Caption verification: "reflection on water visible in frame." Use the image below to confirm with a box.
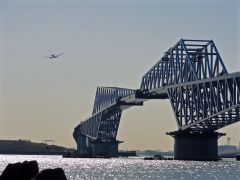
[0,155,239,180]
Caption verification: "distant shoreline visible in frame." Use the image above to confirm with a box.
[0,139,73,156]
[0,152,65,155]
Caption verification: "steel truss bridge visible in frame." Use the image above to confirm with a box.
[73,39,240,160]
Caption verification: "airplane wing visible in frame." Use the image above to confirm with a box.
[43,56,51,58]
[56,53,64,57]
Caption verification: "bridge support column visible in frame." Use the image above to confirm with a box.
[76,133,122,157]
[167,131,225,161]
[76,134,92,157]
[91,140,121,157]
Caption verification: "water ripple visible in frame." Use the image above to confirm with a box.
[0,155,239,180]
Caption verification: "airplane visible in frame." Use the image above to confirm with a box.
[44,53,64,59]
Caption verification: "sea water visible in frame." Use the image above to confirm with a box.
[0,155,239,180]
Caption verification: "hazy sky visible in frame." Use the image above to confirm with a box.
[0,0,239,151]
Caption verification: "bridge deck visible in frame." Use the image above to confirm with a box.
[76,72,240,140]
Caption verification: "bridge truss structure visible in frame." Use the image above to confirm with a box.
[73,39,240,159]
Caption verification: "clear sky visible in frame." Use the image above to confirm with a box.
[0,0,239,151]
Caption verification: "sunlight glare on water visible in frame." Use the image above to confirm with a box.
[0,155,239,180]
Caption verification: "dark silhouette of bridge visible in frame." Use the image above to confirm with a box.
[73,39,240,160]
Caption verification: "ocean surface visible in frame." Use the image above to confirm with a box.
[0,155,239,180]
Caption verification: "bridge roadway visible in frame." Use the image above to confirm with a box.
[73,39,240,160]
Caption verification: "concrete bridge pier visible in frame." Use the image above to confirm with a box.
[76,134,92,157]
[91,140,121,157]
[76,134,121,157]
[167,131,225,161]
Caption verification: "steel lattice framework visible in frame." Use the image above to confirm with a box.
[73,87,137,141]
[140,39,228,90]
[74,39,240,143]
[167,72,240,131]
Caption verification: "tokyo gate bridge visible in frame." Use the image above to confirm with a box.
[73,39,240,160]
